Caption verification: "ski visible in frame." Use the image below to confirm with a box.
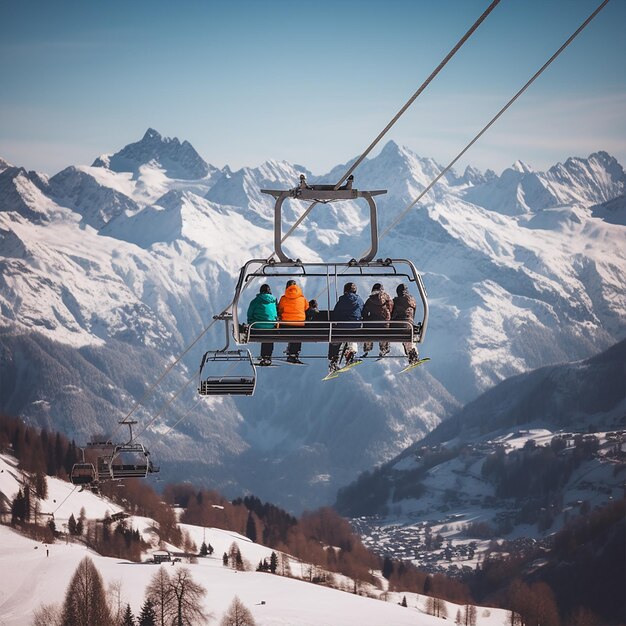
[397,357,430,373]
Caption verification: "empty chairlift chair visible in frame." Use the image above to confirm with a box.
[198,348,256,396]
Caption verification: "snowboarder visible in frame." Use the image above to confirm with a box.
[278,279,309,363]
[361,282,393,358]
[247,284,278,366]
[392,283,420,365]
[328,282,364,373]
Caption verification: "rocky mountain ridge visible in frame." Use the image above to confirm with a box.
[0,129,624,511]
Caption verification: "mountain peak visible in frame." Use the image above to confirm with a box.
[511,160,534,174]
[92,129,213,181]
[0,156,13,171]
[143,127,162,141]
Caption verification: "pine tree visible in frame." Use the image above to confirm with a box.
[382,556,394,580]
[401,596,407,607]
[138,598,157,626]
[23,485,31,521]
[121,603,135,626]
[11,488,26,523]
[269,551,278,574]
[245,511,257,543]
[222,552,229,566]
[68,513,78,535]
[199,541,209,557]
[35,471,48,499]
[207,543,214,555]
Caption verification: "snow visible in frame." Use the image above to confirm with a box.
[0,454,510,626]
[1,133,625,511]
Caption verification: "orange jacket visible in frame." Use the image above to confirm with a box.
[278,284,309,325]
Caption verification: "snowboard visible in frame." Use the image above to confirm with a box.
[397,357,430,373]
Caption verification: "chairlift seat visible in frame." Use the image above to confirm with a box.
[198,349,257,396]
[246,320,421,344]
[199,377,256,396]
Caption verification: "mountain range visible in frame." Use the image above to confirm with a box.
[0,128,624,511]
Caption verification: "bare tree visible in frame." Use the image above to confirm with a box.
[145,567,174,626]
[31,603,62,626]
[220,596,256,626]
[169,567,210,626]
[107,579,124,625]
[60,556,113,626]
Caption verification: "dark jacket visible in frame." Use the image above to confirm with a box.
[332,292,364,328]
[391,293,417,321]
[362,289,393,322]
[247,293,278,329]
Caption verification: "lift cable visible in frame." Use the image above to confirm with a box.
[279,0,502,245]
[310,0,610,303]
[116,0,609,432]
[377,0,611,243]
[162,398,204,438]
[110,1,501,437]
[52,485,79,516]
[127,369,197,445]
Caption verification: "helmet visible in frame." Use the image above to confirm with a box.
[344,282,357,294]
[372,283,383,292]
[286,279,297,288]
[396,283,408,296]
[260,284,272,294]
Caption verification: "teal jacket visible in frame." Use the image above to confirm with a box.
[247,293,278,329]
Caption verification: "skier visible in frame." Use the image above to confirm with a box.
[392,283,420,365]
[360,282,393,358]
[247,284,278,366]
[328,282,364,373]
[278,279,309,364]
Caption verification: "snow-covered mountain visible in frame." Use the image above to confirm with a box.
[0,129,625,511]
[93,127,218,181]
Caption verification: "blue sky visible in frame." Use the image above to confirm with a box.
[1,0,624,176]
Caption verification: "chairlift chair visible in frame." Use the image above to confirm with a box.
[70,461,98,486]
[197,174,428,393]
[96,420,159,481]
[198,348,256,396]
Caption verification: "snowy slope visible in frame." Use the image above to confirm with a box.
[0,455,509,626]
[0,130,625,510]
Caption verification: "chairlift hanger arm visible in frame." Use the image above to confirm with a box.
[261,185,385,263]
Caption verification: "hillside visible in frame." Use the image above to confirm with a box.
[0,452,509,626]
[335,342,625,584]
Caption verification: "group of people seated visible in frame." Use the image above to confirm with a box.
[246,280,420,373]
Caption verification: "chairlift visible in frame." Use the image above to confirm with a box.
[70,460,98,486]
[198,348,256,396]
[233,175,428,348]
[92,420,159,482]
[197,174,428,394]
[232,257,428,348]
